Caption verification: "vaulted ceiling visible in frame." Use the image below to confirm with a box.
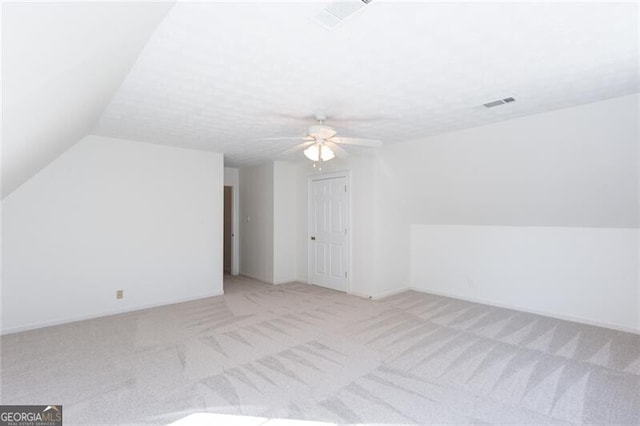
[2,2,173,197]
[3,1,639,197]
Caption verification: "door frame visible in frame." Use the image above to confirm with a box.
[223,183,240,276]
[307,170,351,293]
[223,185,236,275]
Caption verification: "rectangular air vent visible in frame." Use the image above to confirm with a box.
[483,97,516,108]
[483,100,505,108]
[313,0,369,30]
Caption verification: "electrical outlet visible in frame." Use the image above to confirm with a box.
[116,290,124,299]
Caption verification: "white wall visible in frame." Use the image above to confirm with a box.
[239,163,274,283]
[273,161,298,284]
[224,167,240,275]
[1,135,224,334]
[2,2,173,197]
[411,225,638,331]
[385,94,638,228]
[395,94,639,332]
[238,161,300,284]
[636,93,640,331]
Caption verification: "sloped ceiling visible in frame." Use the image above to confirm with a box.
[3,1,639,196]
[2,2,173,197]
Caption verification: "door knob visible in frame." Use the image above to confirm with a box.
[310,236,316,240]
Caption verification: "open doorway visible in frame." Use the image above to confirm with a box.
[224,185,233,274]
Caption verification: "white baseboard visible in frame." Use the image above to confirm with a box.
[1,290,224,336]
[273,279,298,285]
[239,272,306,286]
[371,287,410,300]
[347,290,371,299]
[349,287,410,300]
[239,272,274,284]
[407,286,640,335]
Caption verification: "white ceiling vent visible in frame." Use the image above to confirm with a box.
[313,0,370,30]
[483,97,516,108]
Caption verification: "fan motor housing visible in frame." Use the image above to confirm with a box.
[308,125,336,139]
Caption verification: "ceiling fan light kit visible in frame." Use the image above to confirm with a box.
[263,113,383,164]
[304,142,335,162]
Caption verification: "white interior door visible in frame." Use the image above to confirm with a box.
[309,175,348,292]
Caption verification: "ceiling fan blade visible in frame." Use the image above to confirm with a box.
[283,140,315,155]
[330,137,383,147]
[325,141,348,159]
[267,112,314,121]
[259,136,313,141]
[323,115,390,122]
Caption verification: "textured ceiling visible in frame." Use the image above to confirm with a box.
[95,1,639,166]
[4,1,638,181]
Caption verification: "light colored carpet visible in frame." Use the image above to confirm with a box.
[1,275,639,425]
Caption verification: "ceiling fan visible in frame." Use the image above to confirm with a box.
[261,114,383,163]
